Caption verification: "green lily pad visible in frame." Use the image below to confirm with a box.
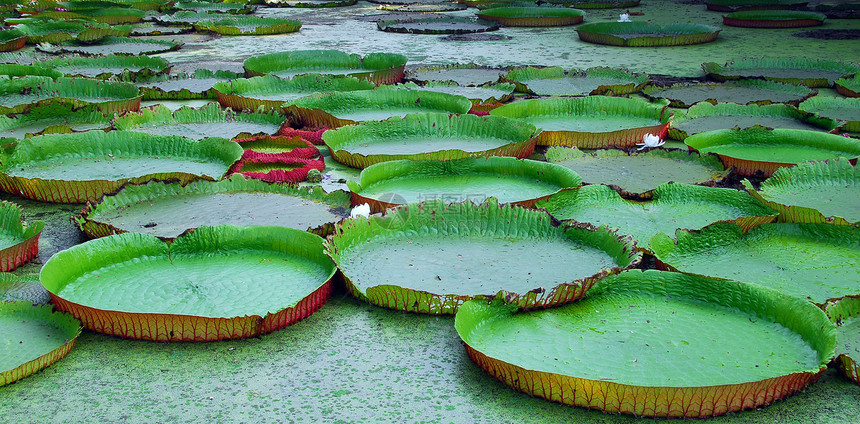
[174,0,255,13]
[378,17,500,34]
[724,10,826,28]
[75,24,133,44]
[454,269,834,417]
[799,96,860,132]
[193,16,302,36]
[348,157,581,211]
[0,201,44,271]
[40,225,337,341]
[129,22,193,36]
[476,7,585,27]
[156,11,229,24]
[575,22,721,47]
[264,0,358,7]
[643,80,817,108]
[213,74,375,111]
[0,130,243,203]
[669,102,840,140]
[0,76,141,114]
[0,29,28,52]
[378,2,466,11]
[702,58,860,88]
[322,112,537,168]
[42,36,181,56]
[0,63,63,79]
[39,54,170,80]
[0,103,112,138]
[650,222,860,305]
[42,7,146,24]
[684,127,860,177]
[490,96,671,148]
[137,69,241,100]
[326,199,640,314]
[75,174,350,239]
[285,88,473,129]
[545,0,638,8]
[824,296,860,385]
[243,50,407,85]
[0,302,81,387]
[742,158,860,225]
[16,20,89,44]
[537,183,776,250]
[836,74,860,98]
[544,147,731,197]
[405,64,506,86]
[394,81,515,105]
[112,103,286,140]
[505,66,648,96]
[706,0,809,12]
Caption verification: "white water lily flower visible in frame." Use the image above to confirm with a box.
[350,203,371,219]
[636,133,664,150]
[618,13,632,22]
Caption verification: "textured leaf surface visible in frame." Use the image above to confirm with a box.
[243,50,406,84]
[824,296,860,385]
[669,102,838,140]
[799,96,860,132]
[214,74,374,110]
[0,200,44,271]
[405,64,505,86]
[506,66,647,96]
[643,80,816,108]
[702,57,859,87]
[113,103,285,140]
[576,22,721,47]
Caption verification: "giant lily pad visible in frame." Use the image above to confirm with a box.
[0,76,141,114]
[137,69,241,100]
[454,269,835,417]
[42,36,181,56]
[0,103,112,138]
[706,0,809,12]
[15,20,88,44]
[322,112,537,168]
[40,225,337,341]
[476,7,586,27]
[112,103,286,140]
[0,130,243,203]
[799,96,860,132]
[378,17,500,34]
[174,0,255,13]
[264,0,357,7]
[684,127,860,176]
[0,201,44,271]
[643,80,817,108]
[405,64,506,86]
[0,273,49,305]
[544,147,730,197]
[284,88,473,129]
[34,7,146,24]
[0,29,27,52]
[213,74,375,111]
[575,22,721,47]
[243,50,407,85]
[669,102,839,140]
[75,174,350,239]
[228,155,326,183]
[39,54,170,80]
[836,74,860,98]
[702,58,860,88]
[326,199,640,314]
[825,296,860,385]
[742,158,859,225]
[193,16,302,36]
[393,81,515,108]
[505,66,648,96]
[348,157,581,212]
[490,96,671,148]
[537,183,776,250]
[650,222,860,305]
[0,302,81,387]
[545,0,639,8]
[723,10,826,28]
[0,63,63,79]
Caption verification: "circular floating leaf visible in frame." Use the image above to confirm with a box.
[724,10,826,28]
[348,157,581,212]
[378,2,466,11]
[702,58,860,88]
[706,0,808,12]
[393,81,515,106]
[16,20,88,44]
[505,66,648,96]
[684,127,860,177]
[544,147,730,197]
[0,130,243,203]
[575,22,721,47]
[137,69,241,100]
[113,103,286,140]
[455,269,835,417]
[75,174,350,239]
[799,96,860,132]
[43,36,181,56]
[326,199,640,314]
[406,64,506,86]
[378,17,499,35]
[650,222,860,305]
[244,50,407,85]
[669,102,839,140]
[213,74,375,111]
[836,74,860,98]
[0,201,44,271]
[537,183,776,250]
[0,29,26,52]
[742,158,860,225]
[193,16,302,36]
[824,296,860,385]
[285,88,473,129]
[476,7,585,27]
[41,226,337,341]
[490,96,671,148]
[322,112,536,168]
[129,22,193,36]
[174,0,255,13]
[643,80,817,108]
[39,54,170,80]
[264,0,358,7]
[545,0,638,8]
[0,302,81,387]
[0,76,141,114]
[0,103,112,139]
[0,63,63,79]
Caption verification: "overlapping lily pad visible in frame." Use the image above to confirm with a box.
[799,96,860,132]
[75,175,350,239]
[40,36,181,56]
[39,54,170,80]
[137,69,241,100]
[348,157,581,212]
[322,112,536,168]
[543,147,730,197]
[0,63,63,79]
[705,0,808,12]
[213,74,375,111]
[490,96,670,148]
[643,80,817,108]
[40,225,337,341]
[650,222,860,305]
[684,127,860,176]
[405,64,506,86]
[193,16,302,36]
[393,81,515,110]
[742,158,859,225]
[243,50,407,85]
[174,0,255,13]
[34,7,146,24]
[546,0,639,8]
[455,269,835,417]
[505,66,647,96]
[15,20,89,44]
[476,7,586,27]
[537,183,776,249]
[0,29,27,52]
[378,17,500,34]
[229,155,325,183]
[0,201,44,271]
[702,58,860,88]
[326,199,640,314]
[824,296,860,385]
[0,76,141,114]
[112,103,286,140]
[0,130,243,203]
[724,10,826,28]
[284,88,473,129]
[0,103,112,138]
[1,302,81,387]
[575,22,721,47]
[234,134,320,161]
[264,0,357,7]
[669,102,839,140]
[0,273,49,304]
[836,74,860,97]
